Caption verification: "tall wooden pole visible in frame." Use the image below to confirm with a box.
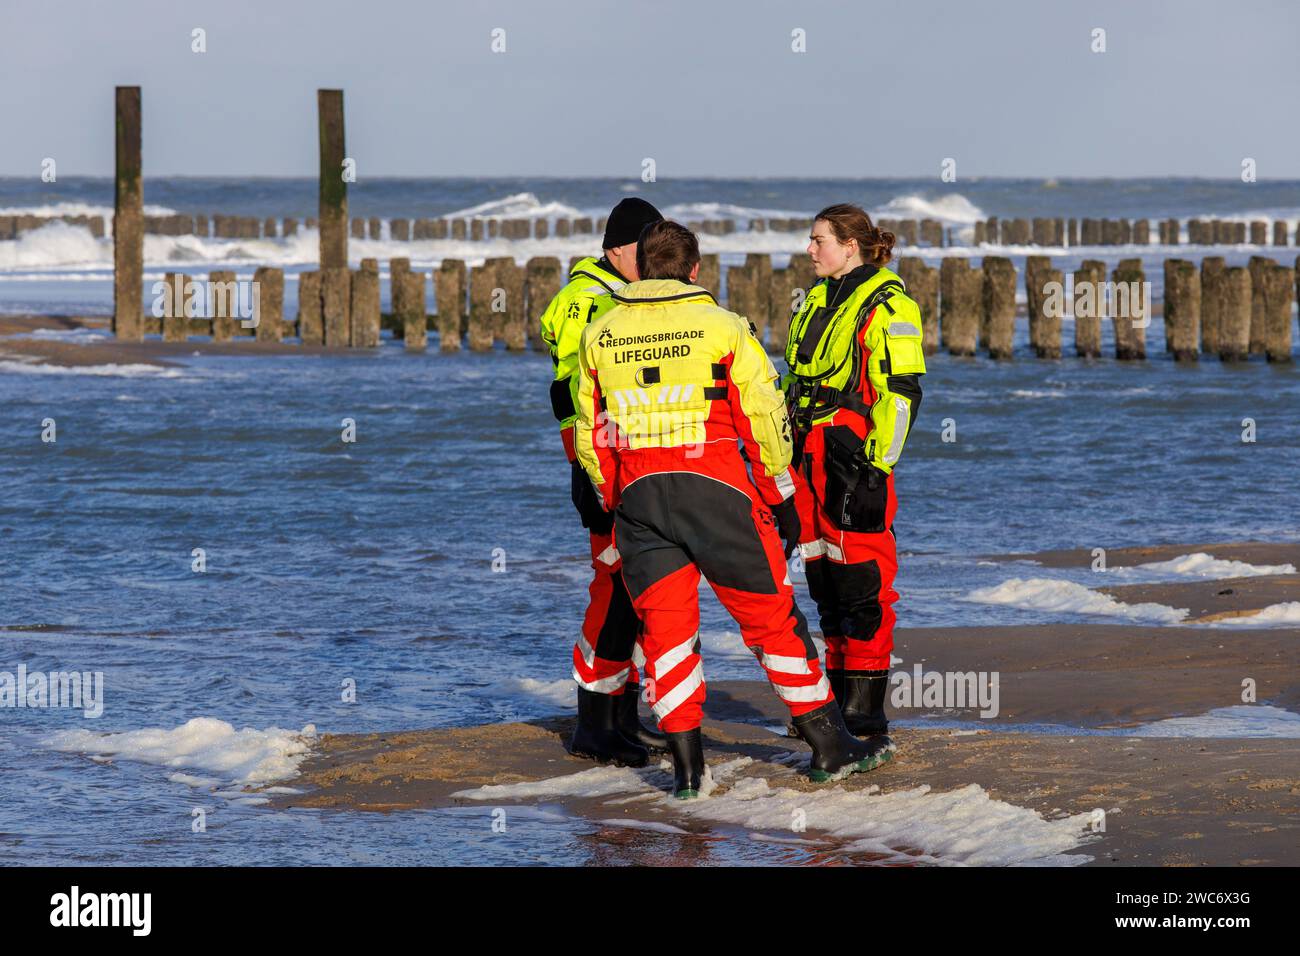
[113,86,143,341]
[318,89,347,270]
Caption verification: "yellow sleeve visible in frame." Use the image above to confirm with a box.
[726,317,796,504]
[864,295,926,474]
[574,327,617,506]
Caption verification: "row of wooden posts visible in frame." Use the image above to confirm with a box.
[14,208,1299,250]
[975,217,1298,248]
[141,251,1296,364]
[104,86,1299,355]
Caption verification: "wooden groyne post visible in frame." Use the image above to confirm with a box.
[1162,260,1200,362]
[318,89,348,271]
[981,256,1016,359]
[435,260,466,351]
[1200,257,1226,356]
[1260,262,1294,362]
[939,257,981,356]
[1111,259,1147,360]
[1073,260,1105,358]
[113,86,144,342]
[1218,268,1252,361]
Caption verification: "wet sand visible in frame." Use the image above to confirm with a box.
[1098,575,1300,623]
[268,703,1300,866]
[268,618,1300,866]
[0,312,372,367]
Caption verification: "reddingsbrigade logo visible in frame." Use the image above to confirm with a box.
[599,328,704,364]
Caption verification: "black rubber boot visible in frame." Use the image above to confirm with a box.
[793,701,893,782]
[790,668,848,739]
[826,668,847,710]
[664,728,704,798]
[840,669,890,736]
[618,684,669,753]
[569,688,649,767]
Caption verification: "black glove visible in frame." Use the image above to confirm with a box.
[769,497,801,559]
[570,461,615,536]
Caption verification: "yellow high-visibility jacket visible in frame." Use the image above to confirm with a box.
[537,256,627,457]
[575,279,797,508]
[783,264,925,473]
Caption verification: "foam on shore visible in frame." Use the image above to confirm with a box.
[1133,704,1300,738]
[453,756,1097,866]
[962,577,1188,624]
[44,717,317,785]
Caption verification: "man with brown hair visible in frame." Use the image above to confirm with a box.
[574,221,893,797]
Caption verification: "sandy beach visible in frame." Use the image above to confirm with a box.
[265,541,1300,866]
[0,313,361,368]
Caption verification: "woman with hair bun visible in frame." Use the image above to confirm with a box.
[782,203,928,764]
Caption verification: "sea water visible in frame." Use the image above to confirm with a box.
[1,178,1298,864]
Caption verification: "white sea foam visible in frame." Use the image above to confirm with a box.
[5,326,109,343]
[0,201,176,218]
[1198,602,1300,628]
[1113,552,1297,580]
[962,577,1188,624]
[875,193,985,225]
[662,200,806,222]
[1009,388,1066,399]
[457,765,649,801]
[1132,704,1300,738]
[44,717,318,785]
[0,360,186,378]
[468,676,575,709]
[594,818,691,834]
[453,757,1096,865]
[0,220,108,269]
[444,191,584,220]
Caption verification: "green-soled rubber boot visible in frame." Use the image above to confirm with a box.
[665,728,704,799]
[793,701,894,783]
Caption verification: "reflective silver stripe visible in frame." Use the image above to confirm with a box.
[651,661,705,719]
[652,632,698,680]
[888,321,921,337]
[595,544,620,566]
[824,538,845,562]
[576,635,596,669]
[771,674,831,703]
[573,665,630,694]
[774,468,795,499]
[883,397,909,464]
[760,653,812,675]
[799,540,827,559]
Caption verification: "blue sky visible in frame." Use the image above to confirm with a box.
[3,0,1297,178]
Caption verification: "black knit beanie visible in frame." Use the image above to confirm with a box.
[602,197,663,250]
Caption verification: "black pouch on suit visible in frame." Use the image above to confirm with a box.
[821,425,888,533]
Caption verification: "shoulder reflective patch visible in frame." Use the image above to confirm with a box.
[888,321,921,337]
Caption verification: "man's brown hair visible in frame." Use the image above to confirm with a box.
[635,220,700,282]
